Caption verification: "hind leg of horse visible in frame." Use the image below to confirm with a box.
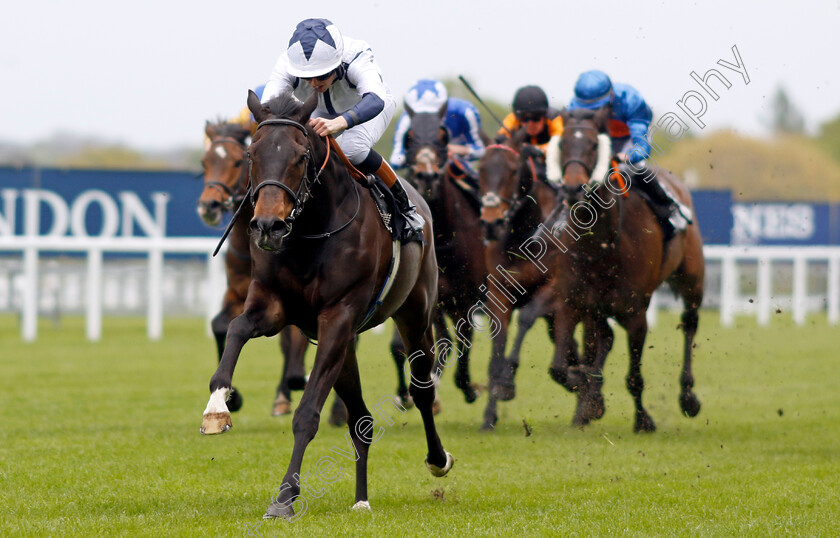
[330,339,376,509]
[678,307,701,417]
[210,308,243,413]
[670,259,704,418]
[266,309,356,518]
[624,314,656,433]
[389,328,413,408]
[396,317,452,473]
[274,328,309,416]
[573,317,612,426]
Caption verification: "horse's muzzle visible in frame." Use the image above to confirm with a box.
[249,216,291,251]
[482,219,506,243]
[197,200,223,227]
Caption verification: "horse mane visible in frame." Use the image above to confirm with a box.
[206,120,250,142]
[262,91,305,120]
[568,108,598,122]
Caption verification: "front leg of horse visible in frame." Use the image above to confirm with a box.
[266,311,354,519]
[624,315,656,433]
[573,318,612,426]
[202,311,273,434]
[487,307,516,401]
[210,309,243,413]
[548,310,580,392]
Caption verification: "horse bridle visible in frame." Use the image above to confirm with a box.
[480,144,538,232]
[248,118,360,240]
[205,137,248,210]
[559,124,600,179]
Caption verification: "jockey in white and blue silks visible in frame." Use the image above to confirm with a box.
[569,69,693,231]
[260,18,424,239]
[389,79,486,172]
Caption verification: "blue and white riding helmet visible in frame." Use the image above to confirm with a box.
[404,79,448,114]
[571,70,614,110]
[286,18,344,78]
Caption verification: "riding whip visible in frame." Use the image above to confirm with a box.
[458,75,513,137]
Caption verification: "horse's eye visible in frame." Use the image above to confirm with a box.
[234,159,243,168]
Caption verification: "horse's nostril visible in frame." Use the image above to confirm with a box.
[249,219,261,233]
[270,220,287,234]
[207,200,222,210]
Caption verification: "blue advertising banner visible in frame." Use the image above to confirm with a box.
[689,189,733,245]
[2,166,838,246]
[731,202,840,246]
[0,167,218,238]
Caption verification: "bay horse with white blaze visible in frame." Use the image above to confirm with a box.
[200,91,453,518]
[546,107,705,431]
[198,121,308,415]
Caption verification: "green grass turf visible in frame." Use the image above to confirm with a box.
[1,312,838,536]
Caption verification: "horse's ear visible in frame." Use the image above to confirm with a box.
[437,102,447,119]
[248,90,269,124]
[405,103,415,118]
[560,108,570,125]
[299,92,318,122]
[519,147,537,194]
[205,121,216,139]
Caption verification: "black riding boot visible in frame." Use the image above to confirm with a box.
[626,164,693,232]
[388,178,426,241]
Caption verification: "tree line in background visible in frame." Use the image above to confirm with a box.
[1,82,838,201]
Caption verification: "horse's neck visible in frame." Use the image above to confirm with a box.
[435,173,470,222]
[575,188,622,253]
[288,140,359,239]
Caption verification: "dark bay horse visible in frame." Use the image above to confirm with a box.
[198,121,308,415]
[200,91,453,518]
[401,110,486,403]
[546,107,704,431]
[476,138,578,430]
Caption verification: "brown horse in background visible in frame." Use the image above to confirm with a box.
[200,91,453,518]
[401,110,486,403]
[476,137,578,431]
[545,107,704,431]
[198,121,308,415]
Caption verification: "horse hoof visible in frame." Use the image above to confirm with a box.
[287,376,307,391]
[263,501,294,519]
[200,412,232,435]
[426,451,454,477]
[479,422,495,432]
[398,393,415,409]
[227,389,243,413]
[490,383,515,402]
[272,395,291,417]
[548,367,579,392]
[351,500,371,511]
[633,412,657,433]
[680,393,701,418]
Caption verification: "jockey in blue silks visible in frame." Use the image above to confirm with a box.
[390,79,486,177]
[569,69,693,231]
